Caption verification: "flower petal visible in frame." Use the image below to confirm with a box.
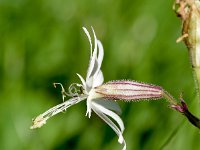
[93,70,104,87]
[91,27,98,61]
[82,27,92,55]
[91,101,126,149]
[86,97,92,118]
[92,101,124,132]
[83,27,96,86]
[82,27,105,91]
[76,73,86,90]
[86,27,98,80]
[96,40,104,73]
[91,40,104,88]
[93,99,122,114]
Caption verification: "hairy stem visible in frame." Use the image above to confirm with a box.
[163,88,200,129]
[162,90,178,105]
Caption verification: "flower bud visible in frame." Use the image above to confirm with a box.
[95,80,163,101]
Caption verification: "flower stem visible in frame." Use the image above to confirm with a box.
[162,90,178,106]
[183,108,200,129]
[193,68,200,100]
[163,89,200,129]
[170,96,200,129]
[174,0,200,102]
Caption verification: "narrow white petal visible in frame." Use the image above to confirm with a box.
[97,40,104,71]
[93,70,104,87]
[86,57,96,81]
[83,26,97,87]
[82,27,92,54]
[119,134,127,150]
[91,26,98,60]
[86,27,98,81]
[92,102,121,134]
[92,101,124,132]
[93,99,122,114]
[86,97,92,118]
[84,27,104,90]
[91,40,104,88]
[76,73,86,89]
[90,27,98,78]
[91,101,126,149]
[86,77,93,92]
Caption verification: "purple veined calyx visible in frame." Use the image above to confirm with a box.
[95,80,163,101]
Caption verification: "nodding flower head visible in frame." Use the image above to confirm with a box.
[31,27,164,150]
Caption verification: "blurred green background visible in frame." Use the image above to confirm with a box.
[0,0,200,150]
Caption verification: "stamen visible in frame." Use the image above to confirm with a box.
[53,83,68,101]
[68,83,82,97]
[53,82,83,101]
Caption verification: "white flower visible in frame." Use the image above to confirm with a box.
[31,27,126,150]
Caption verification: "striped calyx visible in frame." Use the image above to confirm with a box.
[94,80,163,101]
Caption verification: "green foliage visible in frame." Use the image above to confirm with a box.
[0,0,199,150]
